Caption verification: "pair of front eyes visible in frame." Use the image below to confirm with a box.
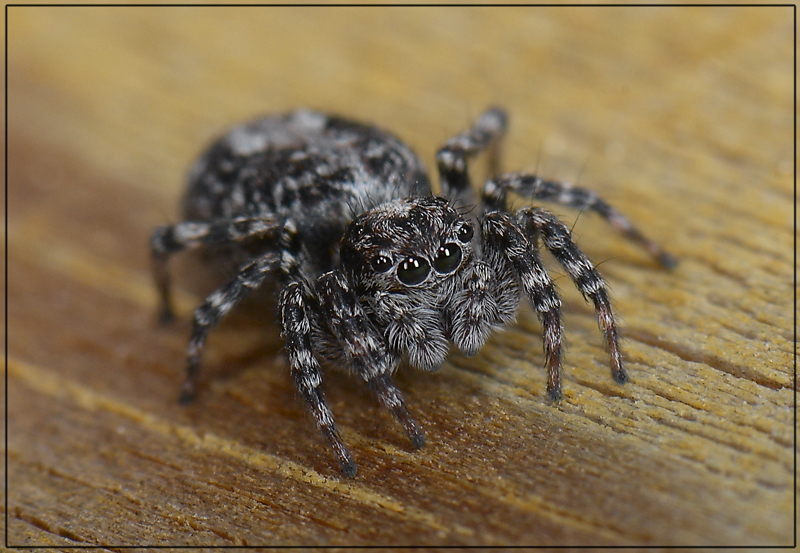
[368,224,474,286]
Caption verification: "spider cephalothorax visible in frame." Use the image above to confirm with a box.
[152,108,675,477]
[339,196,499,373]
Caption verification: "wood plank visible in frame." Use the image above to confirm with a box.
[7,5,794,547]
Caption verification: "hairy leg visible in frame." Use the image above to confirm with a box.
[280,281,356,477]
[151,215,283,321]
[483,172,677,268]
[436,107,508,206]
[314,271,425,451]
[180,253,279,403]
[518,207,626,386]
[482,212,565,400]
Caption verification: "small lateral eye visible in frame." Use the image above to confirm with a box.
[457,223,474,243]
[370,255,393,273]
[397,256,430,285]
[433,243,462,274]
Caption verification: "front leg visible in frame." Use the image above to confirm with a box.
[482,212,565,401]
[280,281,356,477]
[518,207,626,386]
[314,271,425,450]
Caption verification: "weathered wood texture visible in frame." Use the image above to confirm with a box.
[6,6,794,547]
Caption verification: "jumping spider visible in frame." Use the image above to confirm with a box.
[151,108,675,477]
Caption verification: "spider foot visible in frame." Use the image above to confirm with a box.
[319,424,357,478]
[410,429,426,450]
[158,306,176,325]
[369,374,426,450]
[612,364,628,385]
[546,383,563,403]
[397,407,427,449]
[341,460,358,479]
[657,251,679,270]
[178,379,196,405]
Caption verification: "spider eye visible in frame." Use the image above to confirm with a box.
[433,243,462,274]
[397,256,430,285]
[370,255,392,273]
[457,224,474,243]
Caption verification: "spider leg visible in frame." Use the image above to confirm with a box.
[483,172,677,268]
[314,271,425,450]
[151,215,283,322]
[518,207,626,387]
[280,281,357,477]
[481,212,565,401]
[180,252,280,404]
[369,374,426,449]
[436,107,508,206]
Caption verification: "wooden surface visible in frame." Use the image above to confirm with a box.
[6,5,795,547]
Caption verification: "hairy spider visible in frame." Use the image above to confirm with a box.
[151,108,675,477]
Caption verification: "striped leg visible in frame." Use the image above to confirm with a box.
[151,215,283,321]
[482,212,565,401]
[436,107,508,206]
[314,271,424,451]
[180,253,280,404]
[369,374,426,450]
[280,281,356,477]
[518,207,626,387]
[483,173,677,268]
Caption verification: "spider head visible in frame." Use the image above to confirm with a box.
[341,196,475,297]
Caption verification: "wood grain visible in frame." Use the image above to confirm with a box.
[6,5,794,547]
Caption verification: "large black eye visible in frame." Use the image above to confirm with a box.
[370,255,392,273]
[397,256,430,285]
[433,243,462,274]
[457,223,474,243]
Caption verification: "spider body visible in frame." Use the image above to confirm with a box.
[152,108,675,477]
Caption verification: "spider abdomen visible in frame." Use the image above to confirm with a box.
[180,110,431,279]
[180,110,430,274]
